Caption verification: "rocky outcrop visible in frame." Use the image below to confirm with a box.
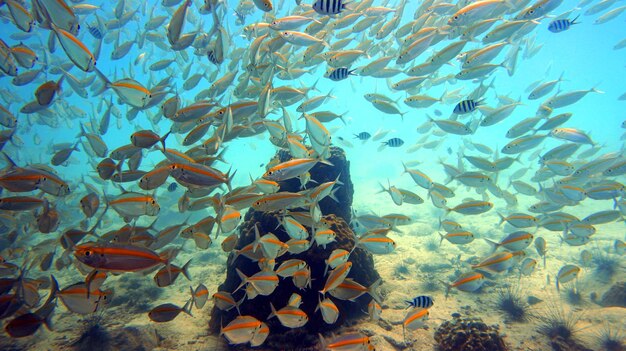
[434,317,508,351]
[600,281,626,308]
[208,147,379,348]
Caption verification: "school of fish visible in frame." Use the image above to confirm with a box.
[0,0,625,349]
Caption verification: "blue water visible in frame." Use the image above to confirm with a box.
[0,0,625,350]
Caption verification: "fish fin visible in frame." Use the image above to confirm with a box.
[235,295,244,315]
[497,212,507,226]
[181,259,192,281]
[159,130,171,151]
[189,286,195,310]
[1,152,18,171]
[314,295,321,313]
[268,302,277,320]
[234,268,248,293]
[94,67,112,86]
[484,238,499,253]
[349,236,359,256]
[182,298,193,317]
[328,188,340,203]
[252,224,261,253]
[367,278,383,304]
[225,167,236,192]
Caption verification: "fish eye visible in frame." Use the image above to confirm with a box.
[453,15,459,20]
[85,250,92,256]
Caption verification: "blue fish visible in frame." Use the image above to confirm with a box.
[354,132,371,140]
[453,99,482,114]
[548,15,580,33]
[312,0,351,15]
[167,182,178,192]
[87,24,103,40]
[406,295,434,309]
[328,67,356,81]
[382,138,404,147]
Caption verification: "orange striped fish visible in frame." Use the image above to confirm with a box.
[109,192,160,217]
[74,242,169,272]
[51,23,95,72]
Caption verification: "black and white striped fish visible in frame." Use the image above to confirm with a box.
[405,295,434,309]
[453,99,482,114]
[327,67,356,81]
[382,138,404,147]
[548,15,580,33]
[354,132,371,140]
[87,24,103,40]
[312,0,351,15]
[207,50,221,65]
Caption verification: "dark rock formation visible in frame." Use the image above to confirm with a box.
[276,146,354,224]
[208,147,379,348]
[600,281,626,308]
[434,317,508,351]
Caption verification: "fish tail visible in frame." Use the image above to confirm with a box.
[225,167,236,192]
[189,286,195,310]
[181,259,192,281]
[48,275,59,300]
[234,295,244,316]
[367,278,383,304]
[159,130,171,151]
[1,151,18,171]
[376,182,387,194]
[497,212,506,226]
[484,238,499,253]
[234,268,248,293]
[268,302,277,319]
[328,188,340,203]
[438,232,445,246]
[94,67,112,87]
[349,237,359,256]
[182,298,193,317]
[252,223,262,253]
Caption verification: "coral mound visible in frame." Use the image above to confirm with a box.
[434,316,508,351]
[208,147,379,348]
